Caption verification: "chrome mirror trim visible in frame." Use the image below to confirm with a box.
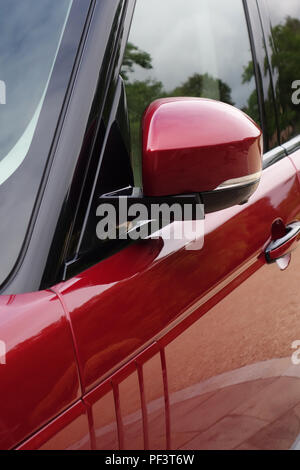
[215,171,262,190]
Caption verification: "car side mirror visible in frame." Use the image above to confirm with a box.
[142,97,262,212]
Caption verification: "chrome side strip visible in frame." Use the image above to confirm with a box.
[263,146,286,169]
[282,135,300,155]
[263,135,300,170]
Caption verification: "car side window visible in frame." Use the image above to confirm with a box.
[263,0,300,144]
[121,0,260,185]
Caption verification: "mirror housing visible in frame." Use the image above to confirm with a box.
[142,98,262,212]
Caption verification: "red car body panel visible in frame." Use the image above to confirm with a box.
[0,291,82,449]
[46,154,300,449]
[17,401,90,450]
[0,152,299,450]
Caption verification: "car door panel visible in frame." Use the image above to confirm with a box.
[0,290,83,449]
[55,155,300,449]
[83,343,167,450]
[162,154,300,450]
[17,401,90,450]
[164,255,300,450]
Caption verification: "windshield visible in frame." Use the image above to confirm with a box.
[0,0,74,286]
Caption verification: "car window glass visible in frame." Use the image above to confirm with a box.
[264,0,300,143]
[0,0,74,287]
[0,0,73,185]
[122,0,260,185]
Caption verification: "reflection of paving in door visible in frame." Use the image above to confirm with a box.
[90,252,300,450]
[159,358,300,450]
[177,375,300,450]
[91,357,300,450]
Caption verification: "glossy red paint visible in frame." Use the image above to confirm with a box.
[57,157,299,390]
[83,342,167,450]
[1,154,299,450]
[0,291,81,449]
[17,401,90,450]
[142,98,263,196]
[0,153,298,450]
[136,361,149,449]
[53,156,300,449]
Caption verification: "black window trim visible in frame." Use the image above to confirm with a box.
[60,0,135,284]
[243,0,266,148]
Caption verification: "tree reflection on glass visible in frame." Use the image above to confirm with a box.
[270,16,300,142]
[122,43,237,185]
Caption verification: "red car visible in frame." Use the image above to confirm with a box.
[0,0,300,450]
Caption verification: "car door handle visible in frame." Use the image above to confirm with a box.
[265,222,300,263]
